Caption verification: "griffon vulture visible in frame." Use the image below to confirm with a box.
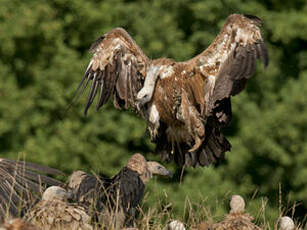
[67,153,172,228]
[75,14,268,167]
[0,158,64,221]
[212,195,262,230]
[25,186,92,230]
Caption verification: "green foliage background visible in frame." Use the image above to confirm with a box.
[0,0,306,226]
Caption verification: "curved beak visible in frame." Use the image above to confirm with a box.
[147,161,173,178]
[165,169,173,178]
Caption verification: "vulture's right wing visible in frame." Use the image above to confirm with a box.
[187,14,268,124]
[0,158,64,220]
[75,28,149,115]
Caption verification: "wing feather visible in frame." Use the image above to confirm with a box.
[116,59,128,101]
[75,28,149,115]
[84,72,98,112]
[245,46,257,77]
[97,74,105,110]
[188,14,268,118]
[0,158,64,220]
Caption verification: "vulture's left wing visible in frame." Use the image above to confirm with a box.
[188,14,268,123]
[75,28,149,115]
[0,158,64,220]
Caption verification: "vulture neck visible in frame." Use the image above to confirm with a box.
[140,171,152,184]
[140,65,161,101]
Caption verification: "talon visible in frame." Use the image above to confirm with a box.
[188,136,203,152]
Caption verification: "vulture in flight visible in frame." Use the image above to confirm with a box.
[75,14,269,167]
[67,153,172,228]
[0,158,64,222]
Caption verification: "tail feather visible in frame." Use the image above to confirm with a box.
[154,122,231,168]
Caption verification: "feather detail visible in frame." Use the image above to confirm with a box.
[0,158,64,221]
[72,28,148,115]
[76,14,269,168]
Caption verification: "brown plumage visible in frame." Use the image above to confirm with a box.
[0,218,40,230]
[67,153,172,228]
[25,186,92,230]
[212,195,262,230]
[75,14,269,167]
[191,222,211,230]
[0,158,64,221]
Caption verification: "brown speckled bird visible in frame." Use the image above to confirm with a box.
[0,218,40,230]
[25,186,92,230]
[212,195,262,230]
[0,158,64,221]
[68,153,172,228]
[74,14,268,168]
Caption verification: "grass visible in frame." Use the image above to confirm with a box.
[133,193,306,230]
[1,188,306,229]
[0,159,306,230]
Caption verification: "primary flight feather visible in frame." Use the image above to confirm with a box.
[75,14,269,167]
[0,158,64,221]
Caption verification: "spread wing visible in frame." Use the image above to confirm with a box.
[188,14,268,123]
[0,158,64,220]
[75,28,149,115]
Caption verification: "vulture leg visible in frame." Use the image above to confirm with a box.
[177,89,205,152]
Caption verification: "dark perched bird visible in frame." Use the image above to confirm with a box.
[212,195,262,230]
[0,158,64,222]
[75,14,268,168]
[25,186,92,230]
[0,218,40,230]
[67,153,172,228]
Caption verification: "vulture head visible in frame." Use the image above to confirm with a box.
[67,170,88,191]
[229,195,245,213]
[277,216,295,230]
[42,186,69,202]
[126,153,172,183]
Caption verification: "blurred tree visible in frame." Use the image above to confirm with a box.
[0,0,306,226]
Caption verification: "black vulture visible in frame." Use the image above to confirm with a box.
[67,153,172,228]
